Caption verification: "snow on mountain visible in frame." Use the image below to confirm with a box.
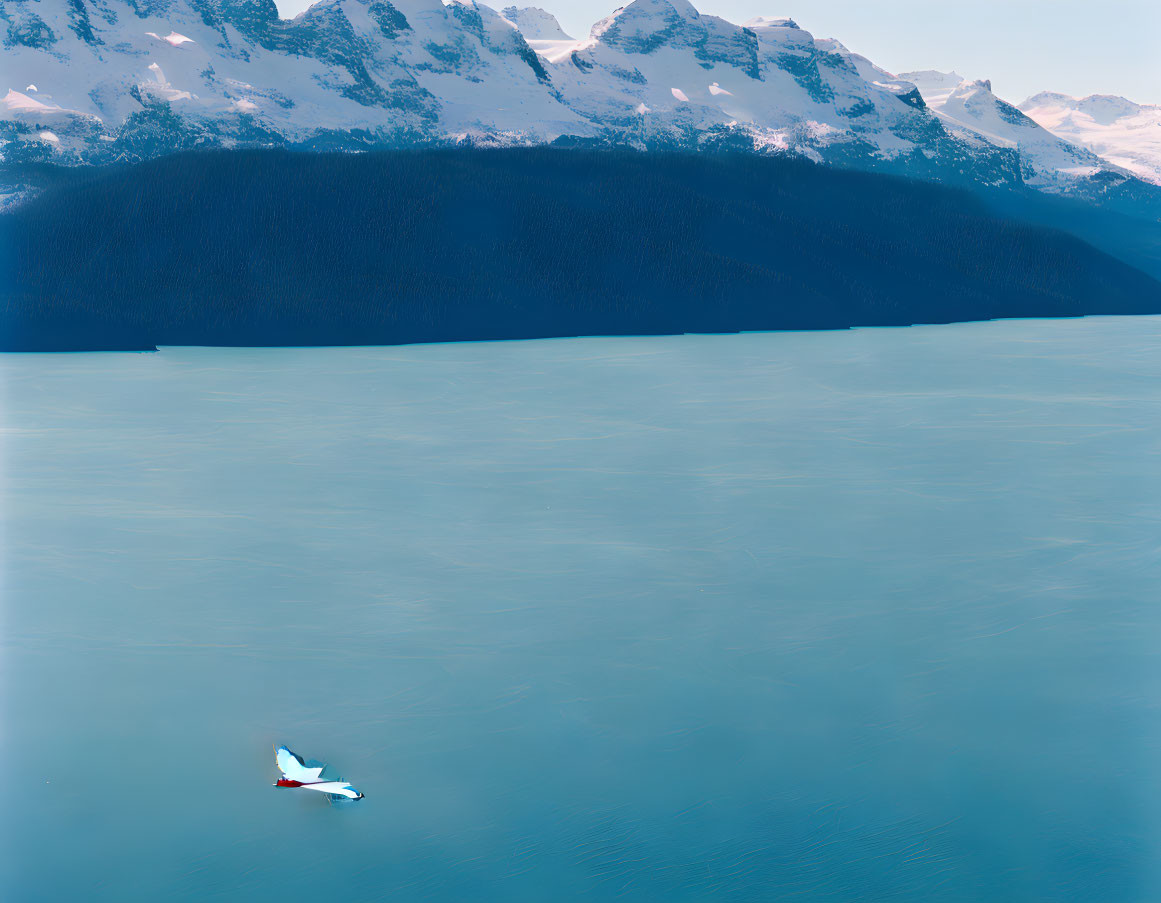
[498,5,571,40]
[0,0,586,159]
[1018,92,1161,185]
[0,0,1144,202]
[526,4,1004,178]
[899,70,1116,189]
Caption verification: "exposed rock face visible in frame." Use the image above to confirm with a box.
[900,70,1125,190]
[3,2,60,49]
[0,0,1148,203]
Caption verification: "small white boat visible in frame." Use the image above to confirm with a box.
[273,745,364,801]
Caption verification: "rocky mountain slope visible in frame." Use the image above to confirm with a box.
[899,70,1119,192]
[0,0,1151,204]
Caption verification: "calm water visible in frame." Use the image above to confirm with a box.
[2,319,1160,901]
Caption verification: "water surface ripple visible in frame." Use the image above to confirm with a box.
[2,318,1160,901]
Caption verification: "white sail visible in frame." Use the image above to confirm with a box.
[296,781,364,800]
[274,746,325,783]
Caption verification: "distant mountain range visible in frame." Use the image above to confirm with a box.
[1017,91,1161,186]
[2,0,1159,204]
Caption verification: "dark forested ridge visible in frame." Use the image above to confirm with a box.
[3,148,1160,351]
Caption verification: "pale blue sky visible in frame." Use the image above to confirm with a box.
[272,0,1161,104]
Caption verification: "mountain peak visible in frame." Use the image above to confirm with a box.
[743,16,799,29]
[897,70,965,103]
[591,0,700,43]
[1019,90,1075,109]
[1020,92,1147,123]
[1017,91,1161,185]
[896,68,1119,188]
[0,0,1150,200]
[500,6,573,40]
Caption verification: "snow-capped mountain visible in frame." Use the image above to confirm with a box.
[1,0,587,153]
[1018,92,1161,186]
[899,70,1118,191]
[499,5,570,40]
[532,7,950,167]
[0,0,1145,200]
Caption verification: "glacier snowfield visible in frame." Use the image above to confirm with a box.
[2,319,1160,901]
[4,0,1146,198]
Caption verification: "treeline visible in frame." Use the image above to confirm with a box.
[2,148,1160,351]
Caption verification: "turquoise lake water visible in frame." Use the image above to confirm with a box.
[2,319,1159,901]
